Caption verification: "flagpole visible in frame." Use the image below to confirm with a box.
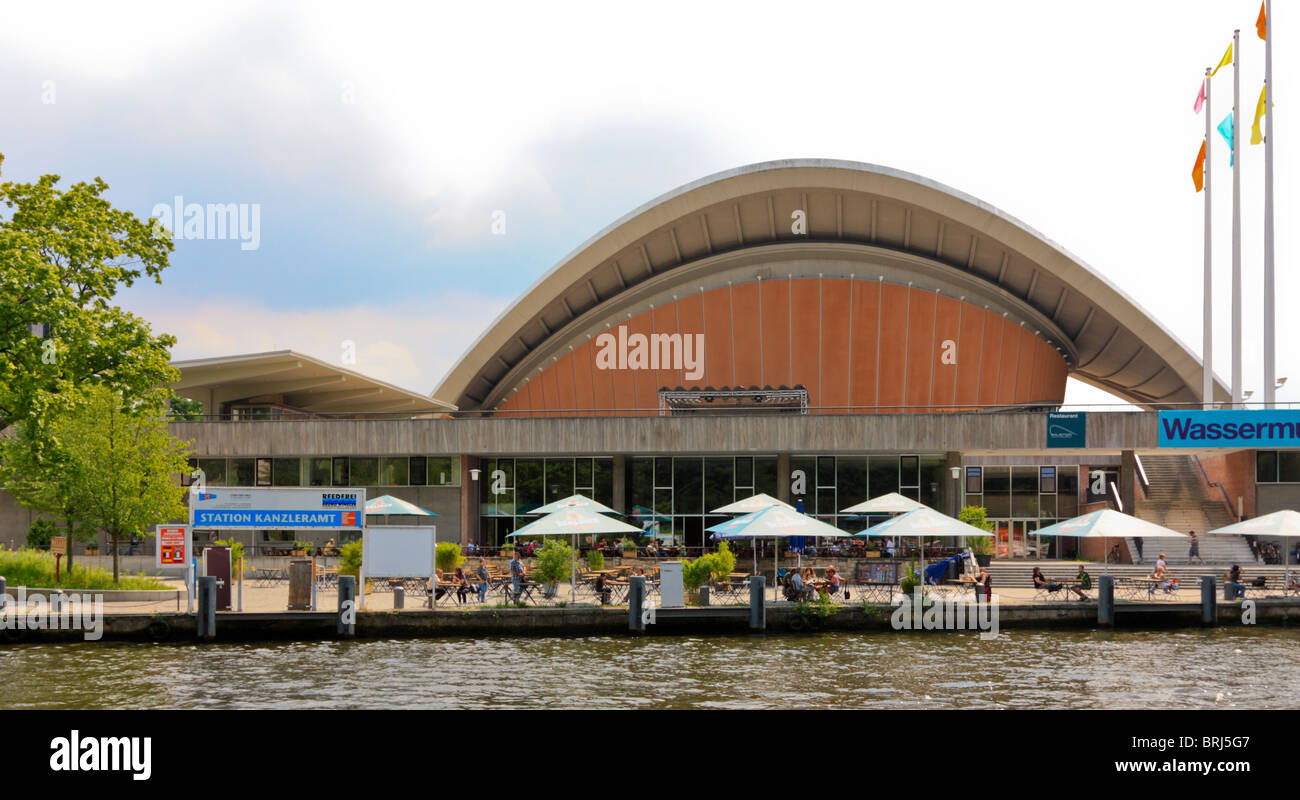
[1204,67,1214,410]
[1263,1,1276,408]
[1231,28,1243,409]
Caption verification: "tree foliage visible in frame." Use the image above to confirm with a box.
[532,539,573,585]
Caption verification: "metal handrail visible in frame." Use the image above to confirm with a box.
[1192,454,1239,521]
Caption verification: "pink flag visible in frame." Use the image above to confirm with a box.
[1193,80,1206,114]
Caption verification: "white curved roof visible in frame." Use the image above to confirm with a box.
[436,159,1226,411]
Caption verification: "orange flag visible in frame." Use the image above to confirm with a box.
[1257,1,1267,40]
[1192,140,1206,192]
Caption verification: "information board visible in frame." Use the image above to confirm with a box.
[190,487,366,530]
[155,525,191,569]
[854,561,898,584]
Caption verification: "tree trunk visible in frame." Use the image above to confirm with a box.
[111,536,120,584]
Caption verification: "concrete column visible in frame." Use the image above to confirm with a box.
[1120,450,1137,514]
[1098,574,1114,626]
[612,454,628,515]
[1200,575,1217,626]
[628,575,646,632]
[460,455,478,547]
[337,575,356,637]
[749,576,766,631]
[944,451,962,515]
[776,454,792,503]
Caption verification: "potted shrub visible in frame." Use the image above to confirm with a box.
[958,506,996,566]
[339,541,363,578]
[84,541,100,556]
[532,539,573,598]
[500,541,515,558]
[622,537,638,559]
[435,542,465,575]
[587,549,605,571]
[292,540,313,557]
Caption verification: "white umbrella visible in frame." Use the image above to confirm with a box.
[710,493,796,577]
[1209,509,1300,580]
[840,492,929,564]
[708,505,849,600]
[858,507,990,583]
[1034,509,1187,575]
[530,494,622,515]
[508,503,642,602]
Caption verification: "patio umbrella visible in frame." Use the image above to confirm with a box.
[365,494,438,533]
[707,505,849,600]
[840,492,929,564]
[1209,509,1300,578]
[530,494,621,515]
[711,493,797,576]
[1033,509,1187,575]
[508,503,642,602]
[856,507,990,583]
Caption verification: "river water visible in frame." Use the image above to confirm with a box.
[2,629,1297,709]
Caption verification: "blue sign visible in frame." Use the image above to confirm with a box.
[1158,409,1300,448]
[1047,412,1086,448]
[193,509,360,528]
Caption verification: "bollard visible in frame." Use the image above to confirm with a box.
[197,576,217,639]
[393,584,405,610]
[698,585,710,606]
[1097,575,1114,627]
[628,576,646,632]
[749,576,766,631]
[337,576,356,637]
[1201,575,1217,626]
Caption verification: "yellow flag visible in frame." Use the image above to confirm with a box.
[1210,42,1233,78]
[1251,84,1267,145]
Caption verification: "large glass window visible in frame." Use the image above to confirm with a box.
[307,458,331,487]
[409,457,427,486]
[544,459,574,504]
[256,458,272,487]
[230,458,254,486]
[332,457,350,487]
[515,459,543,514]
[703,458,733,513]
[272,458,301,486]
[427,457,460,486]
[1257,450,1278,482]
[349,457,378,486]
[982,466,1010,517]
[965,467,982,494]
[869,456,899,498]
[197,458,227,486]
[1280,452,1300,483]
[674,458,703,515]
[754,457,779,497]
[379,457,409,486]
[836,458,867,510]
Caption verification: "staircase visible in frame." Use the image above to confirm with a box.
[1129,454,1254,565]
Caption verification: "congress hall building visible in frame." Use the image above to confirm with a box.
[4,160,1296,561]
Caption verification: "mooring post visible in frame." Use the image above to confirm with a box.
[1097,575,1114,627]
[749,576,766,631]
[198,576,216,639]
[393,584,405,610]
[1201,575,1217,626]
[628,576,646,632]
[337,576,356,637]
[698,585,710,606]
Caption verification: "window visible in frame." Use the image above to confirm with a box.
[350,457,378,486]
[230,459,254,486]
[409,457,427,486]
[308,458,331,487]
[197,458,226,486]
[965,467,982,494]
[1257,451,1278,482]
[256,458,272,487]
[272,458,301,486]
[1281,452,1300,483]
[1039,466,1056,494]
[427,457,460,486]
[332,457,350,487]
[380,457,409,486]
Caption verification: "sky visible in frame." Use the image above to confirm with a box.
[1,0,1294,408]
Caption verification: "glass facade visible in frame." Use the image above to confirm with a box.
[1257,450,1300,483]
[185,456,462,488]
[478,457,615,545]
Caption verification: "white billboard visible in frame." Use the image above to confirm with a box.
[189,487,367,530]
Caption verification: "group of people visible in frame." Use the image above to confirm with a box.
[428,557,500,605]
[782,565,844,601]
[1031,565,1092,600]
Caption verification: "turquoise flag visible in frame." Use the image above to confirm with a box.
[1217,113,1235,166]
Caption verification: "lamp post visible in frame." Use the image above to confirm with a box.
[469,467,481,550]
[950,466,962,550]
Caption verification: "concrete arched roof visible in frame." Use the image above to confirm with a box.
[435,159,1225,411]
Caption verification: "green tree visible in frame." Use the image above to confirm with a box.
[0,418,98,573]
[958,505,995,556]
[47,385,192,583]
[169,396,204,421]
[0,154,178,434]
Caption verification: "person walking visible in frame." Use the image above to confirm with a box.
[509,551,525,602]
[475,557,490,603]
[1188,531,1204,565]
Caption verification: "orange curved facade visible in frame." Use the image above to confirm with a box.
[497,278,1068,416]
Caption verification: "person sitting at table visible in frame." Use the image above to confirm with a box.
[972,566,990,603]
[594,573,612,605]
[1226,564,1246,600]
[1032,567,1064,596]
[450,567,473,604]
[1075,565,1092,600]
[645,541,658,558]
[785,568,806,602]
[823,566,844,597]
[428,568,449,601]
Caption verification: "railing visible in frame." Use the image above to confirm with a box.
[1192,454,1239,522]
[1133,453,1150,500]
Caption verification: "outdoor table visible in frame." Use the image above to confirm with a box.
[855,581,896,604]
